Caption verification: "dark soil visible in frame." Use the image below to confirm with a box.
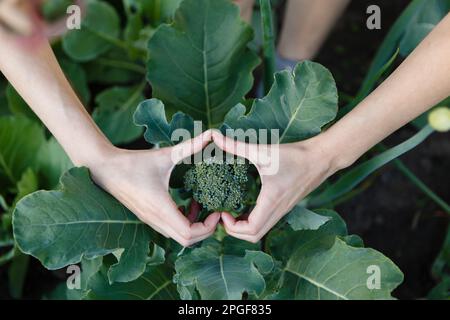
[337,130,449,299]
[314,0,450,299]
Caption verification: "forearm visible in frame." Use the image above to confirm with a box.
[278,0,350,60]
[235,0,255,23]
[0,33,113,167]
[320,13,450,170]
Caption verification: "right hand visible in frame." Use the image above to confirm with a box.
[212,131,340,243]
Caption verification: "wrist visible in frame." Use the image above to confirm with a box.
[71,138,117,169]
[306,132,355,175]
[277,40,316,62]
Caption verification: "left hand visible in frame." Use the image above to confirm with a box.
[212,130,340,243]
[87,131,220,247]
[0,0,85,40]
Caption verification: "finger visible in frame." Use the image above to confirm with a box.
[0,0,33,36]
[183,212,222,244]
[188,212,221,238]
[161,203,220,246]
[203,211,223,229]
[221,211,265,236]
[166,213,220,247]
[224,228,260,243]
[155,219,205,248]
[222,211,282,243]
[169,130,213,164]
[211,130,259,163]
[221,190,275,236]
[135,199,205,246]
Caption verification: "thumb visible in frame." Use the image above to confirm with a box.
[211,130,259,164]
[169,129,213,164]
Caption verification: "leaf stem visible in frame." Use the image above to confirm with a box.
[96,58,146,75]
[119,81,147,112]
[85,26,147,58]
[0,155,16,185]
[259,0,276,94]
[153,0,161,23]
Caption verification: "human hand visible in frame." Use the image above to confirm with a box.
[212,131,340,243]
[86,130,220,247]
[0,0,85,40]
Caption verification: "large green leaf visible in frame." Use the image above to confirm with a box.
[279,238,404,300]
[48,256,104,300]
[13,167,154,283]
[224,61,338,143]
[87,264,178,300]
[134,98,195,146]
[267,210,403,300]
[78,245,169,301]
[0,116,46,185]
[285,206,331,231]
[45,256,103,300]
[93,85,145,145]
[41,0,72,21]
[62,0,120,62]
[268,210,347,262]
[174,239,273,300]
[147,0,260,127]
[398,0,450,57]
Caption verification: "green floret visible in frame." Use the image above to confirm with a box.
[184,157,249,212]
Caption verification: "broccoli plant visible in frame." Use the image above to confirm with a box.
[13,0,449,300]
[0,116,72,298]
[184,156,249,213]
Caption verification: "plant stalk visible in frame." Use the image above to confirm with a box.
[96,58,146,75]
[259,0,276,94]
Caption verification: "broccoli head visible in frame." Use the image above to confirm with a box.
[184,157,249,212]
